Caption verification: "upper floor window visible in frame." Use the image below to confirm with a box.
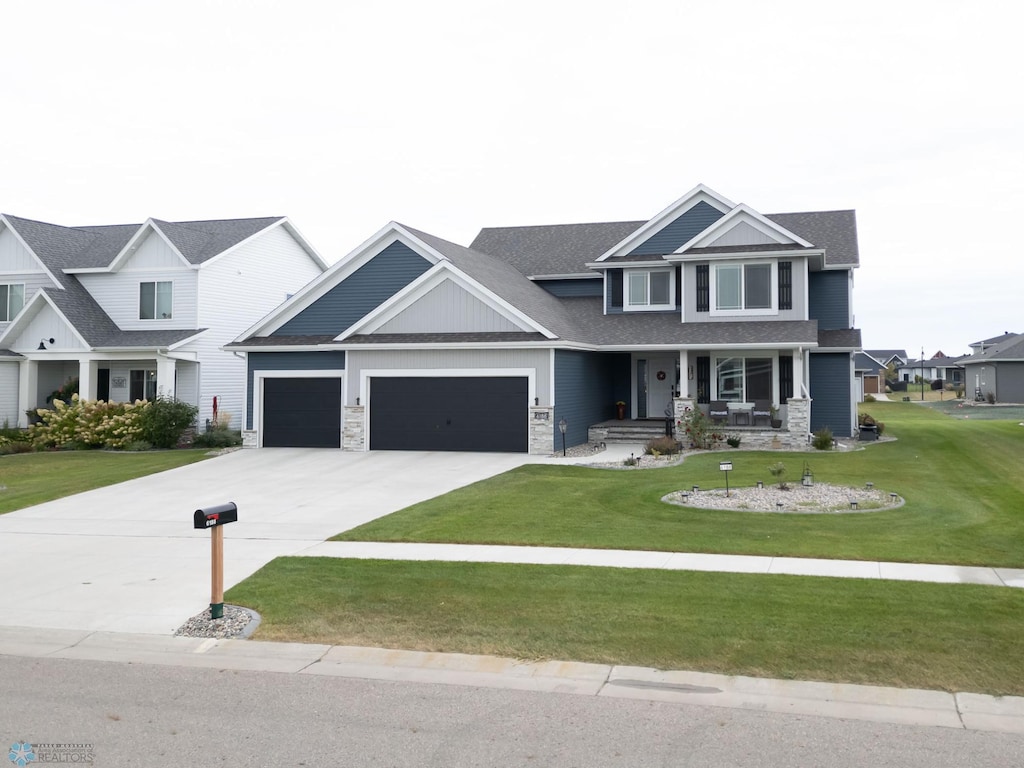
[1,283,25,321]
[708,262,775,316]
[625,269,674,311]
[140,281,172,320]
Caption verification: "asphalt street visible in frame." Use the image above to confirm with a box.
[2,655,1021,768]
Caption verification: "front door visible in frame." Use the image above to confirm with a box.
[646,357,677,418]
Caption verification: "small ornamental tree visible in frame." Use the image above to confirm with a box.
[678,406,723,450]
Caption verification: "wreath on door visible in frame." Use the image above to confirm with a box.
[656,371,666,381]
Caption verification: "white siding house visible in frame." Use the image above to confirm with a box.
[0,214,327,429]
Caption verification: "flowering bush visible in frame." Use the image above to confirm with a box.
[677,406,723,450]
[29,395,147,450]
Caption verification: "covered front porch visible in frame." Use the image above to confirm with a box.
[16,352,198,427]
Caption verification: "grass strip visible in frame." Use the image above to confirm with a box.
[0,450,211,514]
[333,402,1024,567]
[227,557,1024,696]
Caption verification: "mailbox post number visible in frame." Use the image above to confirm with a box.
[193,502,238,619]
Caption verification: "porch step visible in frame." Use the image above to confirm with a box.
[599,420,673,444]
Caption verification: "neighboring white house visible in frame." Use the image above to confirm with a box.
[0,214,326,429]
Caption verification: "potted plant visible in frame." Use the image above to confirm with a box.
[615,401,626,420]
[770,404,782,429]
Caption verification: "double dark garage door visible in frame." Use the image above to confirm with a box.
[263,376,528,452]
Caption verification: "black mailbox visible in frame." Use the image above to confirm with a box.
[193,502,238,529]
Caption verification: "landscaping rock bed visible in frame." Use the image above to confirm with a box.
[664,483,902,514]
[174,604,261,639]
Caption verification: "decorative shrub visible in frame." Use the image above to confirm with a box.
[29,395,146,450]
[726,435,741,448]
[644,436,681,456]
[677,406,723,450]
[812,427,834,450]
[193,429,243,449]
[863,393,876,402]
[136,397,199,449]
[859,412,885,435]
[986,391,996,405]
[767,461,787,489]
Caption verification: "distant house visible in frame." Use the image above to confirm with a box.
[230,184,863,452]
[896,351,964,388]
[0,214,326,429]
[959,332,1024,402]
[859,349,907,394]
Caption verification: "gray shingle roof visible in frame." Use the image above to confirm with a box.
[469,209,859,275]
[817,328,862,349]
[963,333,1024,361]
[3,213,284,270]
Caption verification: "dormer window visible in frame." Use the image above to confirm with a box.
[625,269,674,311]
[140,281,173,320]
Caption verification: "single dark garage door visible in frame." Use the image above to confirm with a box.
[370,376,528,452]
[263,377,342,447]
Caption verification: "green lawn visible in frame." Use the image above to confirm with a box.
[0,450,211,514]
[334,401,1024,567]
[227,557,1024,696]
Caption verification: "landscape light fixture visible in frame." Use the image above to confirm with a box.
[756,480,764,489]
[776,501,784,510]
[850,500,859,510]
[692,485,699,493]
[558,418,567,457]
[866,482,874,490]
[890,492,898,504]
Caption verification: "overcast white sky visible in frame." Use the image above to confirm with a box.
[3,0,1020,359]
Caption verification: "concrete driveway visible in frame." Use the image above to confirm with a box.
[0,449,538,635]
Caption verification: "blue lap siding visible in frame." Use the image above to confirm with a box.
[245,351,346,429]
[808,271,850,330]
[808,352,853,437]
[628,201,725,256]
[276,242,431,335]
[554,350,631,449]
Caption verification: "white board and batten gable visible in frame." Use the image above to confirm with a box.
[0,292,88,354]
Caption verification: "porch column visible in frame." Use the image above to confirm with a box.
[17,359,39,427]
[793,349,806,398]
[78,359,97,402]
[156,356,177,399]
[678,350,692,399]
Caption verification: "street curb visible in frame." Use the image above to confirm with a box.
[1,626,1022,733]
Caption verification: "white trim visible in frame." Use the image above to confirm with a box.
[337,261,557,340]
[585,260,670,270]
[236,222,445,340]
[107,220,191,272]
[0,290,92,350]
[0,282,26,322]
[360,367,536,453]
[665,248,821,263]
[252,368,345,447]
[675,204,813,253]
[527,273,597,281]
[595,184,735,262]
[0,215,66,288]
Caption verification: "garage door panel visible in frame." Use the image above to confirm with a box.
[263,378,341,448]
[370,376,527,452]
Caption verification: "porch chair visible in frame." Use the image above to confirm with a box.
[751,400,773,426]
[708,401,729,425]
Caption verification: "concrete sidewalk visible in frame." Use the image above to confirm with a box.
[296,541,1024,589]
[1,626,1021,734]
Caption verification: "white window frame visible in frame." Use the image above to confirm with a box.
[710,261,777,317]
[623,268,675,312]
[1,283,25,322]
[139,280,173,320]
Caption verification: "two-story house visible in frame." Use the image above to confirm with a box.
[231,184,862,453]
[0,214,326,430]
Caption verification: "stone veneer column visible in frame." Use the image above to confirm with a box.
[242,430,258,448]
[529,407,554,455]
[785,397,812,447]
[343,405,365,451]
[673,397,694,441]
